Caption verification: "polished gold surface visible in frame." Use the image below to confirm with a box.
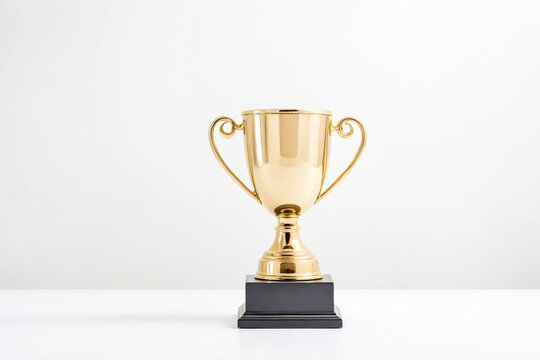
[208,116,261,204]
[317,117,367,203]
[256,216,321,281]
[209,109,366,280]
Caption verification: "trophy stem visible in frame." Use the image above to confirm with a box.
[254,216,323,281]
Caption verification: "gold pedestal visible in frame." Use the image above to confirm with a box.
[255,216,322,281]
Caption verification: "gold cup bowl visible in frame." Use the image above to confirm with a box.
[209,109,366,280]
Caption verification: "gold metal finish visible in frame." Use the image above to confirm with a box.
[208,109,366,280]
[256,216,321,281]
[208,116,261,204]
[316,117,367,203]
[242,109,333,116]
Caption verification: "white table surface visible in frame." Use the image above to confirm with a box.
[1,289,539,359]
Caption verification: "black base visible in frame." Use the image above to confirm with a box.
[238,304,342,328]
[237,274,343,329]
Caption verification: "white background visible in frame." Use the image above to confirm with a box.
[1,0,539,289]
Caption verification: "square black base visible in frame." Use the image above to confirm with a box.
[237,274,343,329]
[238,304,342,328]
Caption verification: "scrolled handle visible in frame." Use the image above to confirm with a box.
[208,116,261,204]
[316,117,367,203]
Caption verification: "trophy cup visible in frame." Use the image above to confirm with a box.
[209,109,366,328]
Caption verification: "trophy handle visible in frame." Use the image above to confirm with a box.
[209,116,261,204]
[316,117,367,203]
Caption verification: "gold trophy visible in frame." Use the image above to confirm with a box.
[209,109,366,328]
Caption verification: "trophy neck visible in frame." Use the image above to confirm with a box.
[254,216,323,281]
[276,215,299,230]
[274,216,302,251]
